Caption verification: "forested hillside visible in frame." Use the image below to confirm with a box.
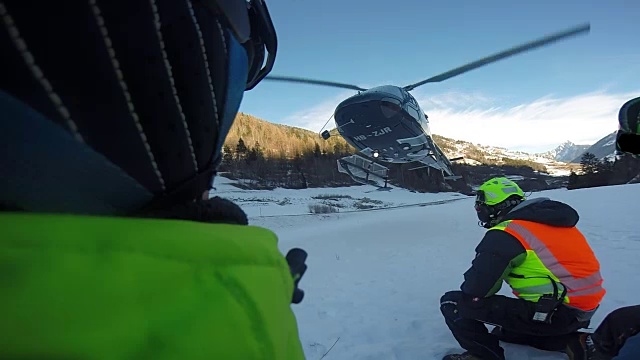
[219,113,564,193]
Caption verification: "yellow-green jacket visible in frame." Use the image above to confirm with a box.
[0,212,305,360]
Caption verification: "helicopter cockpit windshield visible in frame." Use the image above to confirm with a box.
[380,97,403,119]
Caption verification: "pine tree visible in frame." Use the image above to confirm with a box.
[580,152,599,175]
[313,142,321,158]
[253,141,264,160]
[568,170,578,189]
[235,138,247,161]
[222,145,234,167]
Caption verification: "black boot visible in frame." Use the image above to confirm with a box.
[564,333,613,360]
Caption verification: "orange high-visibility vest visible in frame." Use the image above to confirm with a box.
[492,219,605,311]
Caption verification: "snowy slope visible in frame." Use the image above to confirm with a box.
[211,178,640,360]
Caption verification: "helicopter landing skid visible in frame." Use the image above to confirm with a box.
[337,154,390,189]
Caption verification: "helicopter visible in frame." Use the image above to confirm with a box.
[264,23,591,188]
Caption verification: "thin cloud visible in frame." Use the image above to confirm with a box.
[281,91,354,132]
[280,89,639,153]
[419,90,639,152]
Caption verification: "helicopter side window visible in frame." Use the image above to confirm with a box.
[405,104,421,121]
[380,97,403,119]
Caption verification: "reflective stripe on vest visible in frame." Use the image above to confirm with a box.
[493,219,605,311]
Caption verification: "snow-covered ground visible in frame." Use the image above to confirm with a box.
[211,176,468,218]
[210,177,640,360]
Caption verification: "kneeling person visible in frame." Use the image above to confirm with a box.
[440,177,605,360]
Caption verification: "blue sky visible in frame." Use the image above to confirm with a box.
[239,0,640,153]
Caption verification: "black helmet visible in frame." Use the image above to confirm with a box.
[1,0,277,215]
[616,96,640,156]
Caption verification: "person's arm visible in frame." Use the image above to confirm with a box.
[593,305,640,357]
[460,230,527,297]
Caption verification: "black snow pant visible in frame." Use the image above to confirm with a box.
[440,291,591,360]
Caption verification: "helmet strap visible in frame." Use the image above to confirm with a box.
[478,197,523,228]
[131,159,219,215]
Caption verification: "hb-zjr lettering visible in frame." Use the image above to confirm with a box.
[354,127,392,141]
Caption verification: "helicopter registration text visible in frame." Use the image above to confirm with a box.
[353,127,392,141]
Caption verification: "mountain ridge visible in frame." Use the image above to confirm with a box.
[226,112,597,175]
[537,141,591,162]
[570,131,618,163]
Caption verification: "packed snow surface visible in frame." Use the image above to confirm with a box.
[210,177,640,360]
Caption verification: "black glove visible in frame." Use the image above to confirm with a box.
[285,248,307,304]
[461,292,486,309]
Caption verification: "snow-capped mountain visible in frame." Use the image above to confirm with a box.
[432,135,578,176]
[569,131,618,162]
[539,141,591,162]
[433,132,617,172]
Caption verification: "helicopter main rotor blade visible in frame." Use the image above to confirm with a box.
[403,23,590,91]
[264,75,368,91]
